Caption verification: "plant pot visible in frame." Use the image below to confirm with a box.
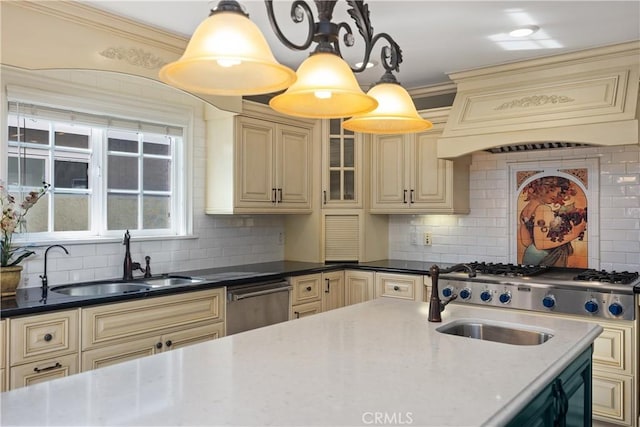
[1,265,23,297]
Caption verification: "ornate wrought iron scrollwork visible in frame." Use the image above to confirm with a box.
[264,0,403,77]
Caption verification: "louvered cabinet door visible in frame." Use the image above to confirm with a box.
[324,214,359,262]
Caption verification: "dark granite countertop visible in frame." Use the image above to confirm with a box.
[1,260,449,318]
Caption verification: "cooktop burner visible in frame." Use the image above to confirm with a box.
[573,269,640,285]
[467,262,548,277]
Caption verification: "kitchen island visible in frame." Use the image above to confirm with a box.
[1,298,601,426]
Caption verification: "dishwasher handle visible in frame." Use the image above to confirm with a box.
[229,282,291,301]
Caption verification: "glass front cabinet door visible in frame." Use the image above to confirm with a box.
[321,118,362,208]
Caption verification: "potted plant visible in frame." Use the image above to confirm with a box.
[1,181,50,296]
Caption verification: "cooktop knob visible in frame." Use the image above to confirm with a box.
[459,288,471,300]
[442,286,454,298]
[542,295,556,309]
[608,302,624,317]
[480,290,492,302]
[499,291,512,304]
[584,299,599,314]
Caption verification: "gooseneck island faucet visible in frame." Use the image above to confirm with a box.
[122,230,151,280]
[428,263,476,322]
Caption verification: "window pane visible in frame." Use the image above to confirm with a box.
[108,156,138,190]
[143,134,170,155]
[54,124,90,149]
[344,171,355,200]
[8,118,49,145]
[54,194,89,231]
[329,171,341,200]
[10,192,49,233]
[107,194,138,230]
[55,161,88,189]
[143,195,170,229]
[330,138,341,167]
[329,119,341,135]
[8,157,46,187]
[344,138,354,167]
[143,158,170,191]
[108,130,138,153]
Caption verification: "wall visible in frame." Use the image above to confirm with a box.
[389,144,640,272]
[4,69,284,289]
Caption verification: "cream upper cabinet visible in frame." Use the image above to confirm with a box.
[206,102,315,214]
[370,108,470,214]
[321,118,362,208]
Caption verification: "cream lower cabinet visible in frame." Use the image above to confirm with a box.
[322,271,345,312]
[0,319,6,392]
[344,270,374,306]
[375,273,424,302]
[370,108,470,214]
[81,288,225,372]
[8,309,79,389]
[290,274,323,319]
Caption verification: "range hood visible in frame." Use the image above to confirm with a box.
[437,42,640,158]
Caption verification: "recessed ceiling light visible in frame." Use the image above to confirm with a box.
[509,25,540,37]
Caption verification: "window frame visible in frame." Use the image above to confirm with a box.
[4,84,193,243]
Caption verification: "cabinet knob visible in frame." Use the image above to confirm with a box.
[155,342,163,349]
[165,340,173,347]
[306,286,312,292]
[44,333,53,342]
[393,286,400,291]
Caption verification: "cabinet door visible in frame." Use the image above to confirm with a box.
[592,371,633,425]
[371,134,409,209]
[321,271,345,312]
[345,270,374,306]
[322,118,361,207]
[163,322,225,352]
[10,353,78,389]
[235,116,276,206]
[276,123,310,208]
[411,131,448,206]
[81,336,159,372]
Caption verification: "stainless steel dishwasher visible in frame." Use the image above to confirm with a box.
[226,280,292,335]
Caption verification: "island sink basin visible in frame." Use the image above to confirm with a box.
[51,282,151,297]
[437,319,553,346]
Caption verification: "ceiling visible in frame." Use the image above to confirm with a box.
[82,1,640,91]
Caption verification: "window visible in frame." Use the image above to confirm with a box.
[7,101,185,240]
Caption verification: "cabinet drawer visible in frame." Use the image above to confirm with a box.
[81,336,159,372]
[291,275,322,304]
[593,324,633,373]
[375,273,419,300]
[10,310,79,366]
[165,322,225,351]
[592,371,633,425]
[82,288,225,349]
[291,301,322,319]
[9,353,78,390]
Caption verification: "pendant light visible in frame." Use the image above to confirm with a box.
[269,48,378,119]
[158,0,296,96]
[343,72,433,134]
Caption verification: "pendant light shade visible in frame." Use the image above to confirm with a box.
[342,81,433,134]
[158,7,296,96]
[269,52,378,119]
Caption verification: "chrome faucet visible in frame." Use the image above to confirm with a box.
[122,230,151,280]
[40,244,70,291]
[428,263,476,322]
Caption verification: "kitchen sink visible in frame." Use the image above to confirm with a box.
[436,319,553,346]
[51,282,151,297]
[142,276,205,288]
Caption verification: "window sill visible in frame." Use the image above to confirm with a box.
[14,234,198,249]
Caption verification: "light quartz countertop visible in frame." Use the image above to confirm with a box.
[1,298,602,427]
